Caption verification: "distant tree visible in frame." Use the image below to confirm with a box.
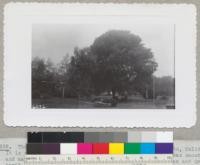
[154,76,175,97]
[32,57,57,99]
[67,47,95,98]
[57,54,74,98]
[32,57,46,98]
[58,54,70,76]
[91,30,158,98]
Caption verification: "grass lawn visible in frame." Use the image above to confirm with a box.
[32,97,171,109]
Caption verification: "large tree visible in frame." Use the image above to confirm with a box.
[90,30,158,98]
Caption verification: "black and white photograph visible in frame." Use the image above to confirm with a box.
[4,3,196,127]
[32,24,175,109]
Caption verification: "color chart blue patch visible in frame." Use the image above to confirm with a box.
[140,143,155,154]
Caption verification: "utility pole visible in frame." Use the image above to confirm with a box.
[145,85,148,99]
[152,65,155,103]
[60,82,65,99]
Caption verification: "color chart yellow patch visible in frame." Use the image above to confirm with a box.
[109,143,124,154]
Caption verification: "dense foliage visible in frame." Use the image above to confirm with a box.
[32,30,174,100]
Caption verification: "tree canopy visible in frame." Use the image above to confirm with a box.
[32,30,160,99]
[90,30,158,97]
[32,57,57,98]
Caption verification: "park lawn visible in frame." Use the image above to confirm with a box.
[32,98,93,109]
[32,97,169,109]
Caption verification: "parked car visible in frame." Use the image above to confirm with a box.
[93,96,118,107]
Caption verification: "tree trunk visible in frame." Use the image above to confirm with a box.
[112,89,116,99]
[145,88,148,99]
[62,87,65,99]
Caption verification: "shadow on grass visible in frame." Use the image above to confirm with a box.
[32,97,172,109]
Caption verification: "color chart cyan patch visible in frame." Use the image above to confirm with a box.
[27,132,173,155]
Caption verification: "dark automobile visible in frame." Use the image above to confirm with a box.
[93,96,118,107]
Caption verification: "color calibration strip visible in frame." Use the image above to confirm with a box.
[27,142,173,154]
[28,132,173,143]
[27,132,173,155]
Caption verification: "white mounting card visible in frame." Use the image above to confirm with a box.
[4,3,196,127]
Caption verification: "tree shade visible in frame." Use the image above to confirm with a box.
[90,30,158,98]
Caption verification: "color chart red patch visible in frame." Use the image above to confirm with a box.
[93,143,109,154]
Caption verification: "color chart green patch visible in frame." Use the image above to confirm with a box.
[124,143,140,154]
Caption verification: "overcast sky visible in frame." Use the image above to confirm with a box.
[32,24,175,77]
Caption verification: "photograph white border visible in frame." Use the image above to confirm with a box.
[4,3,196,127]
